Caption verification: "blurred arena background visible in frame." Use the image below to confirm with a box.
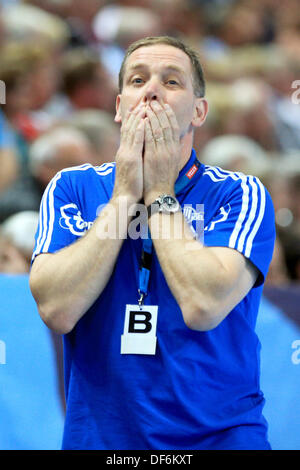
[0,0,299,450]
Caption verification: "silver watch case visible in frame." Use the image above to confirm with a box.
[149,194,180,216]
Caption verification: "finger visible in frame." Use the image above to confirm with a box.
[162,102,180,142]
[121,100,144,134]
[146,106,164,145]
[144,117,156,151]
[132,117,145,153]
[150,100,173,144]
[129,105,147,146]
[120,105,136,139]
[122,104,146,145]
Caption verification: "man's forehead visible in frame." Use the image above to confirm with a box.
[126,44,192,72]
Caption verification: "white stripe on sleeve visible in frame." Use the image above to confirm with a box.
[203,166,266,257]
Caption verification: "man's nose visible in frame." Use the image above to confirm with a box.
[142,78,162,104]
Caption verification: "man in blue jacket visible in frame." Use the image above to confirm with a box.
[30,36,275,450]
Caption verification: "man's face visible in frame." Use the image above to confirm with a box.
[115,44,203,140]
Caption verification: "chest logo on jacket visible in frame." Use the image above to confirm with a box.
[59,203,94,236]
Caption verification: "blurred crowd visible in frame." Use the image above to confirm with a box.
[0,0,299,286]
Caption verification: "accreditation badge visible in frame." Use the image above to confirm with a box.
[121,304,158,355]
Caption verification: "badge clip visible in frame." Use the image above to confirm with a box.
[138,290,145,309]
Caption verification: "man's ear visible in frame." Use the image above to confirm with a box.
[114,94,122,123]
[191,98,209,129]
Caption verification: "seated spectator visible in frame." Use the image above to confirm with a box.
[66,109,119,164]
[273,0,300,63]
[22,0,70,19]
[28,125,97,187]
[92,5,162,80]
[0,45,32,202]
[0,126,95,222]
[0,148,19,194]
[49,47,116,118]
[0,41,59,142]
[0,110,20,193]
[0,40,67,222]
[276,226,300,283]
[206,2,272,48]
[265,237,290,286]
[2,2,70,51]
[65,0,105,46]
[200,134,272,179]
[0,41,33,142]
[266,154,300,231]
[0,4,5,48]
[26,47,61,133]
[261,154,300,285]
[290,172,300,228]
[0,210,39,274]
[223,78,278,152]
[1,4,71,135]
[259,48,300,153]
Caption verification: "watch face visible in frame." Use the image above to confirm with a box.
[161,195,180,212]
[163,195,176,206]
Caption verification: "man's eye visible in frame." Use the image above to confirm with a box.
[166,80,178,85]
[132,77,144,84]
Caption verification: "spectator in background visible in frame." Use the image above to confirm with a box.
[201,134,300,285]
[1,2,71,134]
[0,126,95,222]
[266,155,300,231]
[47,47,116,119]
[28,126,97,188]
[220,79,279,152]
[0,110,20,194]
[2,1,70,51]
[0,210,39,273]
[65,0,105,47]
[273,0,300,61]
[0,40,66,223]
[200,134,272,179]
[276,226,300,283]
[0,42,33,207]
[153,0,205,42]
[66,109,120,164]
[290,173,300,228]
[265,155,300,285]
[259,49,300,153]
[0,148,19,194]
[0,42,32,141]
[265,237,290,286]
[92,5,163,80]
[22,0,71,19]
[0,41,59,143]
[202,56,280,152]
[0,3,6,48]
[212,3,269,48]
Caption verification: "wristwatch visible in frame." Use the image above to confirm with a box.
[147,194,180,218]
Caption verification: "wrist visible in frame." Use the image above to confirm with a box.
[111,191,141,208]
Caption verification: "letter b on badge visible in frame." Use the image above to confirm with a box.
[128,311,152,333]
[121,305,158,355]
